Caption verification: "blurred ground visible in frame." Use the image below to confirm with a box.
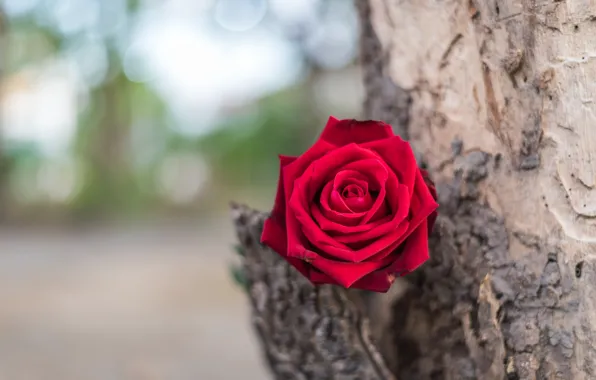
[0,218,268,380]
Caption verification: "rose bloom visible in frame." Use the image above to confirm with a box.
[261,116,438,292]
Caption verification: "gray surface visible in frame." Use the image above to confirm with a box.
[0,220,268,380]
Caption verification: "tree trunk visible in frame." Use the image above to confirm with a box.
[232,0,596,379]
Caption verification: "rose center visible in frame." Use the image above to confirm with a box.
[341,184,365,199]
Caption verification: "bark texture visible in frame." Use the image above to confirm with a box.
[231,203,395,380]
[232,0,596,379]
[364,0,596,378]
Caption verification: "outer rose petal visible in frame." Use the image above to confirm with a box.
[282,139,336,260]
[408,169,439,230]
[261,215,311,279]
[308,253,395,288]
[387,219,431,275]
[420,169,437,201]
[420,169,438,234]
[262,155,303,272]
[361,170,438,264]
[269,155,297,226]
[320,116,394,146]
[351,271,395,292]
[346,221,433,292]
[282,139,337,204]
[306,268,394,292]
[363,136,418,196]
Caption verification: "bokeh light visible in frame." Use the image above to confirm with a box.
[213,0,268,32]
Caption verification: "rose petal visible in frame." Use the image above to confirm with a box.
[344,193,373,213]
[292,144,383,202]
[362,170,438,264]
[306,267,336,285]
[420,169,438,234]
[333,170,369,193]
[329,189,357,213]
[262,154,311,270]
[339,159,391,224]
[319,181,367,225]
[342,184,364,198]
[269,155,297,226]
[292,165,397,262]
[363,171,438,263]
[320,116,395,146]
[333,184,410,244]
[340,158,388,191]
[312,202,391,234]
[286,212,320,261]
[287,176,354,260]
[283,140,336,259]
[301,204,412,263]
[261,216,312,279]
[350,271,395,292]
[304,151,389,226]
[290,144,389,225]
[309,253,395,288]
[290,164,437,265]
[290,182,358,262]
[387,219,431,275]
[363,136,417,196]
[409,169,439,222]
[420,169,437,201]
[306,267,394,292]
[283,139,336,203]
[350,220,410,261]
[332,171,372,212]
[292,177,416,263]
[360,173,390,225]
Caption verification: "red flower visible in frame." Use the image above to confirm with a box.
[261,116,439,292]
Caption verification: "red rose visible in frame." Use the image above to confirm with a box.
[261,116,438,292]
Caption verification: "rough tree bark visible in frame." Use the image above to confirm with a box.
[232,0,596,379]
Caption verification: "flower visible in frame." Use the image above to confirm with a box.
[261,116,439,292]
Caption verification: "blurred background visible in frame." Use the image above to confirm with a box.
[0,0,363,378]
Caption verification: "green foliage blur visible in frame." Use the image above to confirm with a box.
[0,0,359,223]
